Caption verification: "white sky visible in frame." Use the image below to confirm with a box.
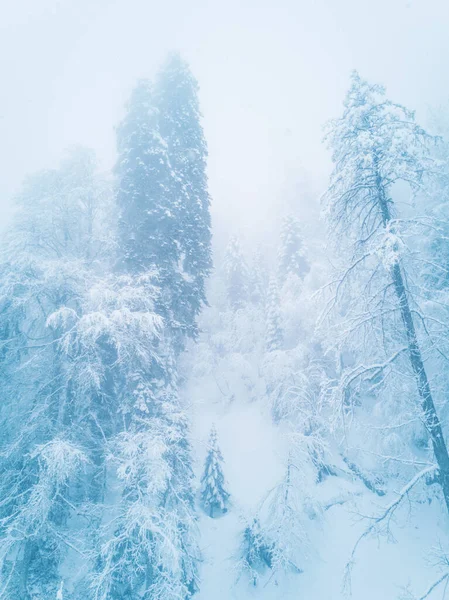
[1,0,448,238]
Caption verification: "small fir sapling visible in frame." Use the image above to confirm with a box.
[200,425,230,517]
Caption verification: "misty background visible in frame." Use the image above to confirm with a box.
[1,0,448,239]
[2,3,449,598]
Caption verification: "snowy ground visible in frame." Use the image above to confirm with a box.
[186,387,449,600]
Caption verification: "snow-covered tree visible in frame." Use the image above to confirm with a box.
[115,79,182,326]
[266,276,283,351]
[262,457,309,576]
[200,425,230,517]
[421,107,449,290]
[249,248,268,305]
[223,236,249,309]
[91,61,208,599]
[324,71,449,511]
[278,215,309,283]
[156,53,212,342]
[0,149,110,599]
[237,518,274,587]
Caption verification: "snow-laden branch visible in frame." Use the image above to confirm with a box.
[343,465,437,595]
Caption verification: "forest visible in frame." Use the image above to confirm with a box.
[2,16,449,600]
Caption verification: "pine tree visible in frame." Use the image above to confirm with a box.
[156,53,212,342]
[201,425,230,517]
[278,215,309,282]
[224,236,249,309]
[266,276,283,351]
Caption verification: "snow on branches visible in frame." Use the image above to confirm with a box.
[200,425,230,517]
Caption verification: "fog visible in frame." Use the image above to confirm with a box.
[1,0,449,236]
[2,3,449,598]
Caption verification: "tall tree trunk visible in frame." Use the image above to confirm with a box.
[377,182,449,513]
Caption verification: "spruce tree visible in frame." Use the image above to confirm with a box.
[115,79,183,329]
[266,277,283,351]
[156,53,212,342]
[278,215,309,282]
[102,60,210,599]
[201,425,230,517]
[224,236,249,309]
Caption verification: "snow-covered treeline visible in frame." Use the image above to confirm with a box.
[1,60,449,600]
[0,54,210,600]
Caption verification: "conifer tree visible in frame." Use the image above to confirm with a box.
[201,425,230,517]
[156,53,212,341]
[224,236,249,309]
[115,79,184,329]
[99,60,210,599]
[278,215,309,282]
[266,277,283,351]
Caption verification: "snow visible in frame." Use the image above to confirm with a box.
[2,52,449,600]
[182,273,449,599]
[190,388,449,599]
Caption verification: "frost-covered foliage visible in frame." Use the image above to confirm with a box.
[116,79,176,276]
[323,71,449,495]
[249,248,269,305]
[235,457,317,587]
[116,55,212,346]
[91,399,200,600]
[278,215,309,282]
[237,518,275,586]
[3,55,449,600]
[187,233,327,419]
[181,222,333,594]
[420,107,449,291]
[178,72,449,598]
[0,148,113,599]
[322,71,449,586]
[156,52,212,335]
[261,457,312,575]
[0,55,211,600]
[223,236,250,309]
[200,425,230,517]
[265,276,283,352]
[8,146,112,264]
[0,438,88,599]
[90,55,211,599]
